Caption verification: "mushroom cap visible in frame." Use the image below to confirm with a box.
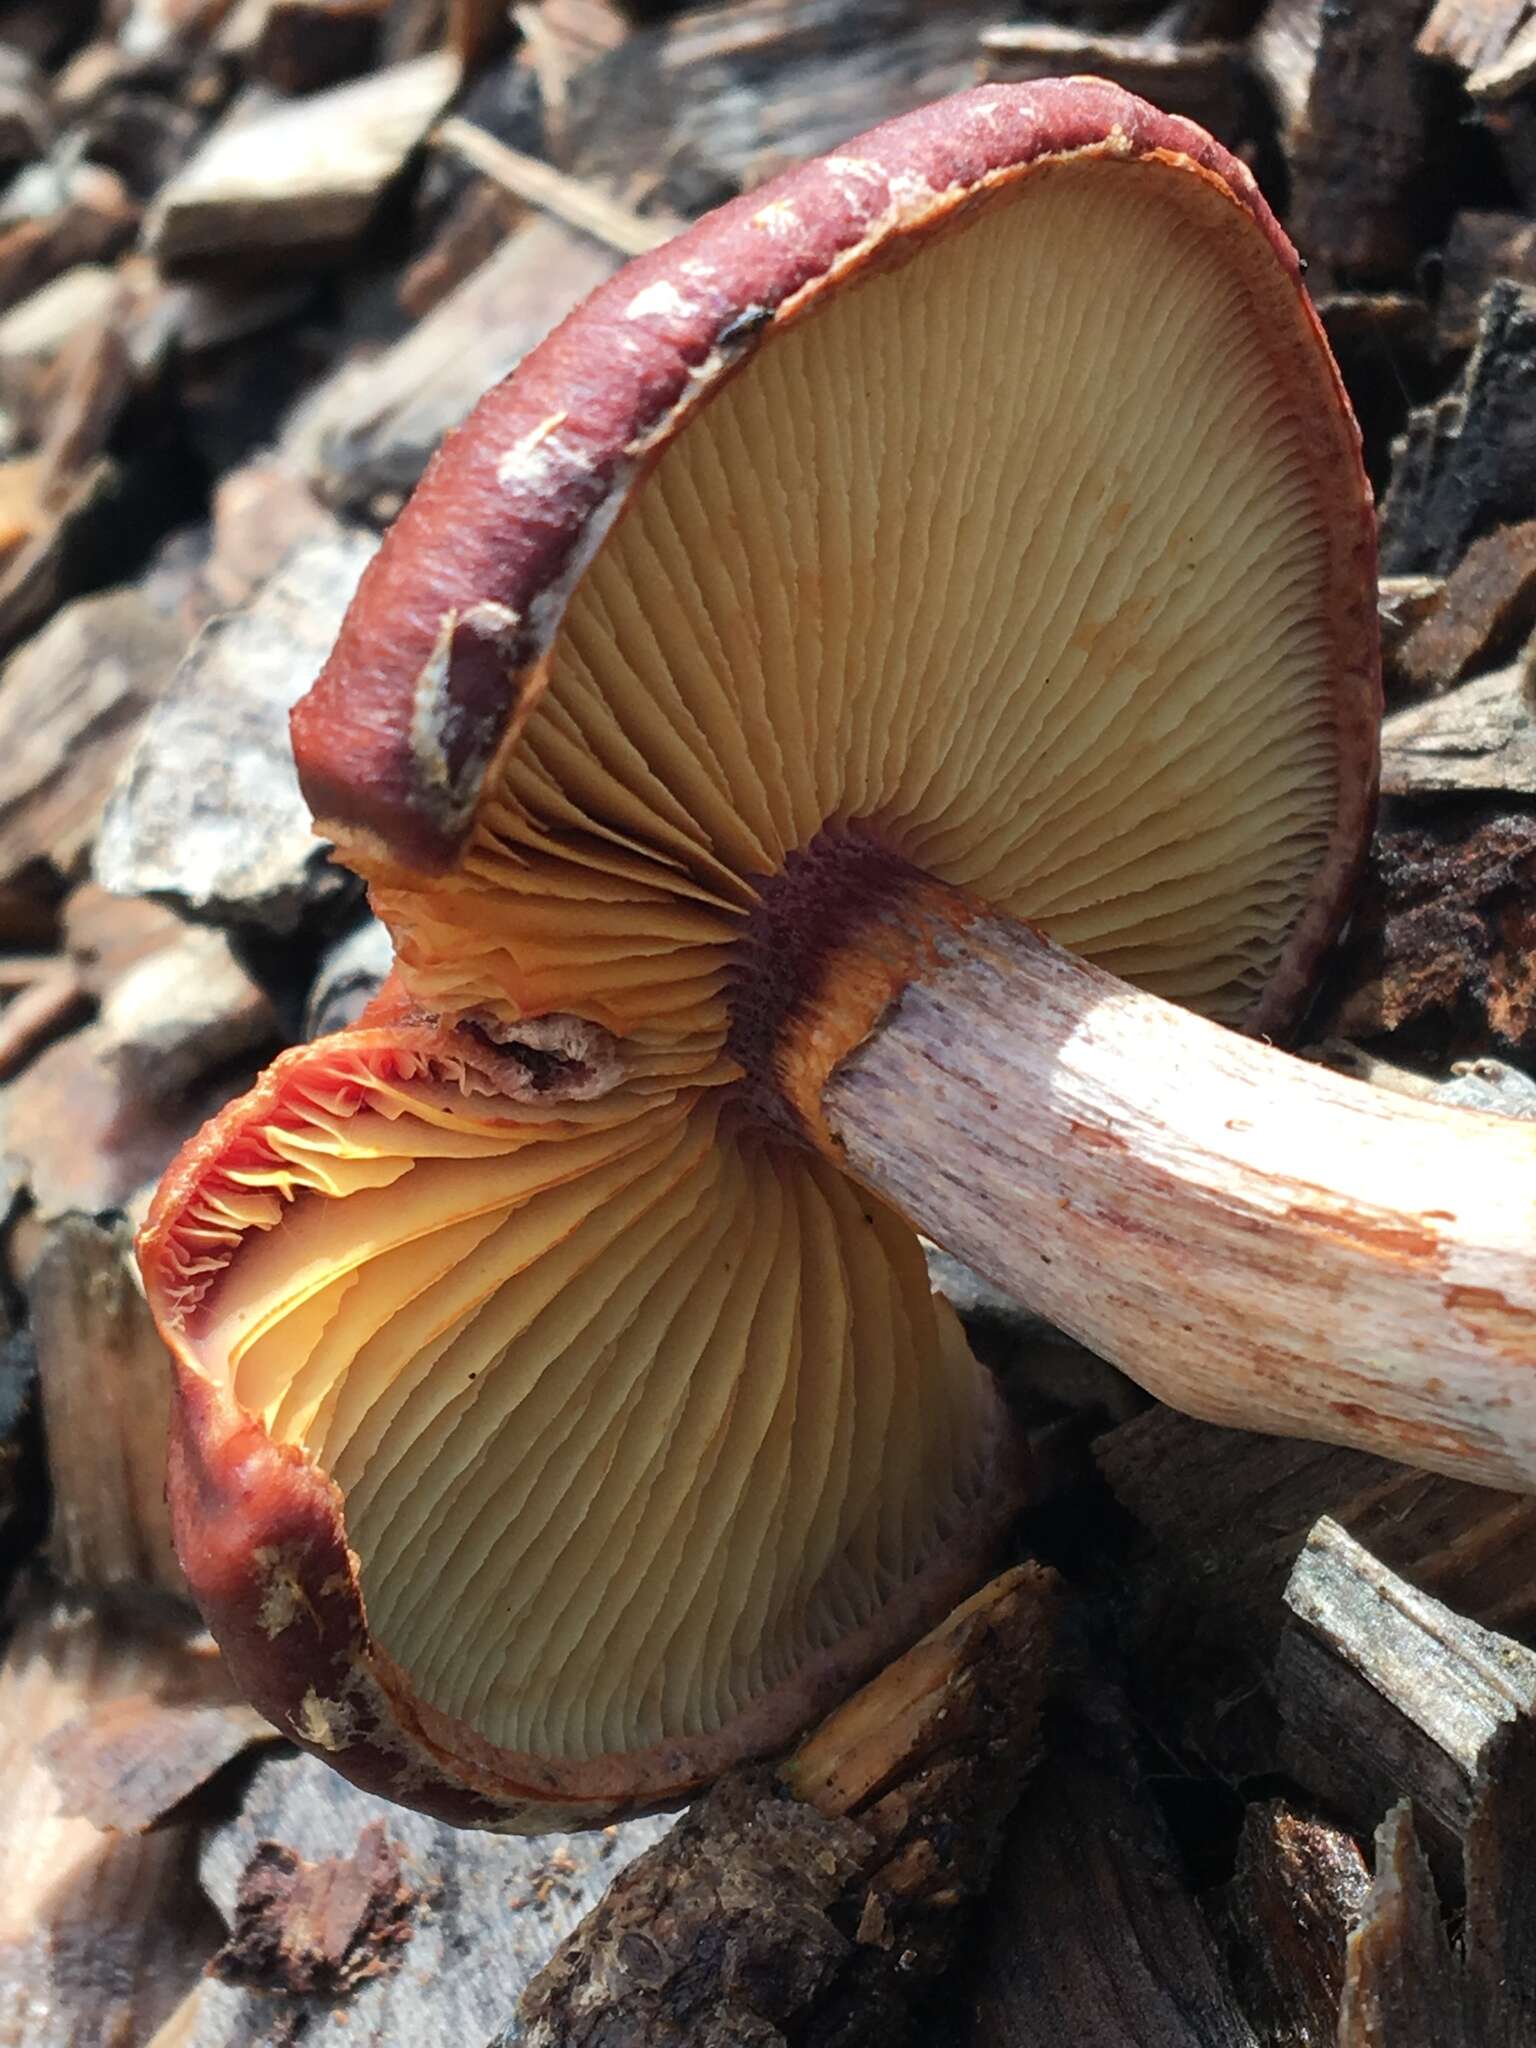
[144,79,1378,1828]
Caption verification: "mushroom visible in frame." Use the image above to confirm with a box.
[141,78,1536,1830]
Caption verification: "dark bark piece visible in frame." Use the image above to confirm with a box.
[254,0,387,93]
[1391,518,1536,694]
[563,0,1000,219]
[1099,1405,1536,1642]
[512,1772,879,2048]
[1265,0,1451,286]
[965,1750,1258,2047]
[1320,807,1536,1061]
[212,1821,420,1996]
[1382,665,1536,795]
[1437,210,1536,353]
[96,532,376,933]
[980,27,1261,151]
[1276,1517,1536,1881]
[515,1566,1060,2048]
[187,1747,673,2046]
[1208,1801,1371,2047]
[1096,1403,1536,1777]
[1337,1804,1477,2048]
[1463,1716,1536,2045]
[1379,282,1536,574]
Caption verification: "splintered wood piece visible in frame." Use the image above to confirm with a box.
[1382,666,1536,797]
[0,1592,224,2047]
[1209,1802,1371,2045]
[1463,1716,1536,2043]
[1338,1804,1476,2048]
[32,1213,185,1598]
[431,116,683,256]
[147,54,461,266]
[515,1566,1060,2046]
[1276,1517,1536,1877]
[965,1750,1258,2046]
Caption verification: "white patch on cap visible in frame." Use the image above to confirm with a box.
[751,198,801,237]
[497,411,575,490]
[624,279,697,321]
[823,155,885,195]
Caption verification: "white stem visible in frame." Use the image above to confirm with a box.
[820,913,1536,1491]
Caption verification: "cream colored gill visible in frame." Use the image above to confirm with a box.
[375,152,1343,1036]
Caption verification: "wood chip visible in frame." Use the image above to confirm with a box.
[0,1592,223,2047]
[1264,0,1450,284]
[96,532,376,932]
[0,586,183,897]
[966,1746,1258,2046]
[31,1214,186,1597]
[147,54,461,266]
[212,1821,420,1996]
[1382,663,1536,795]
[1392,518,1536,694]
[1338,1803,1476,2048]
[1417,0,1533,73]
[42,1694,277,1833]
[1437,210,1536,353]
[519,1566,1061,2047]
[1277,1517,1536,1877]
[284,218,619,514]
[1210,1802,1372,2046]
[980,25,1259,149]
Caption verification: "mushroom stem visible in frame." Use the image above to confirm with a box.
[759,859,1536,1492]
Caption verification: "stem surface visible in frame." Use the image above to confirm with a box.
[767,870,1536,1491]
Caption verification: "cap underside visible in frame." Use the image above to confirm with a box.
[152,145,1360,1807]
[157,1040,1001,1772]
[377,154,1348,1036]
